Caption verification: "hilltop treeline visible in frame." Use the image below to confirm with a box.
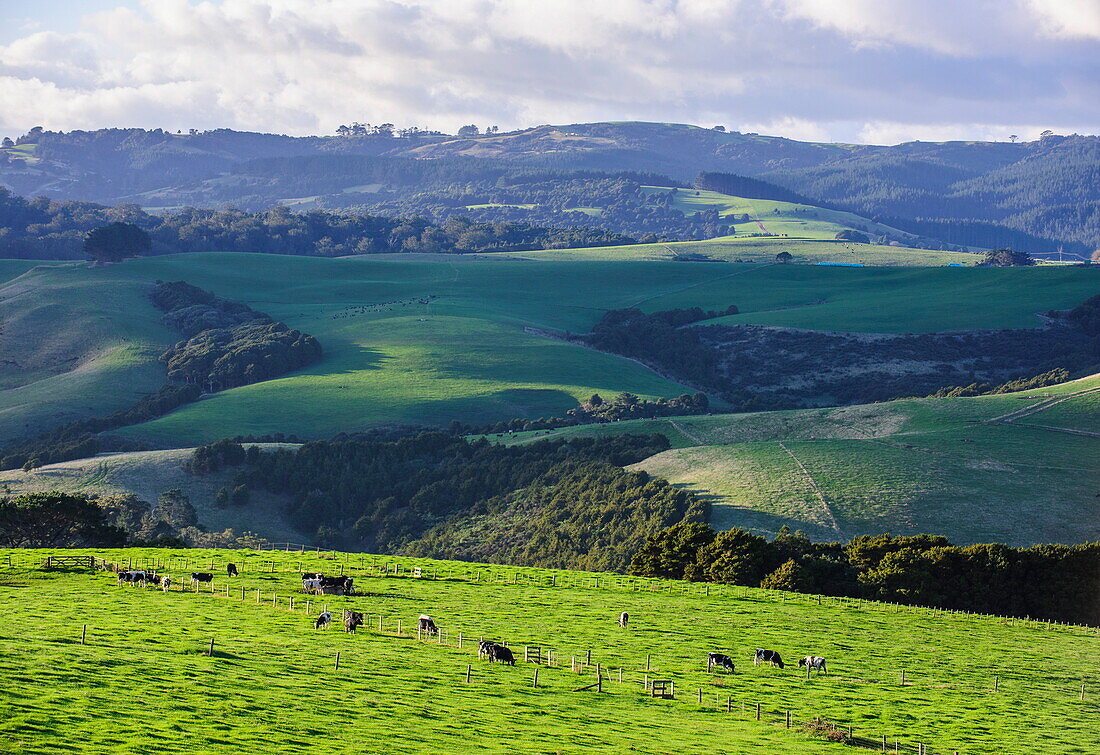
[190,432,703,570]
[0,187,633,259]
[631,524,1100,624]
[694,171,828,207]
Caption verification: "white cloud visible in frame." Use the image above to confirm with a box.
[1028,0,1100,39]
[0,0,1095,143]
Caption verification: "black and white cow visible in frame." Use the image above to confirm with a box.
[161,576,172,592]
[302,572,322,580]
[619,611,629,628]
[708,652,736,673]
[343,610,364,633]
[488,644,515,666]
[314,611,333,630]
[478,639,497,657]
[226,563,238,578]
[190,572,214,586]
[799,656,827,674]
[754,649,785,669]
[418,615,439,637]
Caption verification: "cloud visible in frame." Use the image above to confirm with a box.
[0,0,1095,144]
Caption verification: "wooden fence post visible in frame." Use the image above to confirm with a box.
[207,637,215,657]
[256,589,260,603]
[80,625,87,645]
[726,696,731,713]
[334,652,340,671]
[697,688,702,704]
[532,667,539,688]
[465,665,472,683]
[755,703,760,720]
[994,675,999,692]
[645,654,651,671]
[458,632,463,648]
[586,649,592,666]
[785,710,791,728]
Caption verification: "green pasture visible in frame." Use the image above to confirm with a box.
[0,261,175,443]
[488,378,1100,545]
[493,235,977,265]
[640,186,918,243]
[0,548,1095,754]
[2,253,1096,445]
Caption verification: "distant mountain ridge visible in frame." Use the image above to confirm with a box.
[1,121,1096,250]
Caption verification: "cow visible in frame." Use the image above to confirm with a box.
[343,610,364,633]
[708,652,736,673]
[478,639,497,658]
[161,576,172,593]
[226,563,238,578]
[190,572,214,586]
[302,578,322,594]
[619,611,629,628]
[320,576,354,595]
[799,656,827,675]
[314,611,333,630]
[302,572,322,580]
[418,615,439,637]
[754,649,785,669]
[488,644,515,666]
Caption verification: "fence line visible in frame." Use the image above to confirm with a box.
[4,550,1097,634]
[98,561,1092,755]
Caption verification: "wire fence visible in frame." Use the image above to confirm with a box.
[77,558,1093,755]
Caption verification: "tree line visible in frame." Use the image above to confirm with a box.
[189,432,685,567]
[630,523,1100,624]
[0,187,634,260]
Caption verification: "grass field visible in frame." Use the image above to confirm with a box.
[640,186,920,243]
[1,548,1095,754]
[486,375,1100,545]
[492,235,977,266]
[2,253,1096,445]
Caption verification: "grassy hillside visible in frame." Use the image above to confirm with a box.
[487,375,1100,545]
[492,234,977,265]
[0,445,306,543]
[1,253,1095,446]
[2,548,1096,755]
[641,186,920,242]
[0,262,175,443]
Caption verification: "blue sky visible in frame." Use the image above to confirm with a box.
[0,0,1096,144]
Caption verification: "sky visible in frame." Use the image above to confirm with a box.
[0,0,1097,145]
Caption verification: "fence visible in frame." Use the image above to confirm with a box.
[93,559,1094,755]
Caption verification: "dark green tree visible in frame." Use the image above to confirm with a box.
[980,248,1034,267]
[84,222,151,263]
[0,492,126,547]
[629,521,715,579]
[776,251,793,263]
[155,488,198,528]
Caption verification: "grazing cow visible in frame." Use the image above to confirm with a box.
[314,611,333,630]
[301,577,322,594]
[190,572,214,586]
[619,611,629,628]
[799,656,827,674]
[478,640,497,657]
[161,576,171,593]
[302,572,322,580]
[754,649,785,669]
[488,644,516,666]
[226,563,238,577]
[320,575,354,595]
[708,652,736,673]
[343,610,364,633]
[418,615,439,637]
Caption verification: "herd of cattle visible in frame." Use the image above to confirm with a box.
[117,564,828,676]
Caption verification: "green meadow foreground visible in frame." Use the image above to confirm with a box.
[0,549,1096,754]
[1,253,1096,446]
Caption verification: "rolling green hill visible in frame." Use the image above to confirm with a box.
[486,374,1100,546]
[2,548,1096,754]
[1,253,1096,447]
